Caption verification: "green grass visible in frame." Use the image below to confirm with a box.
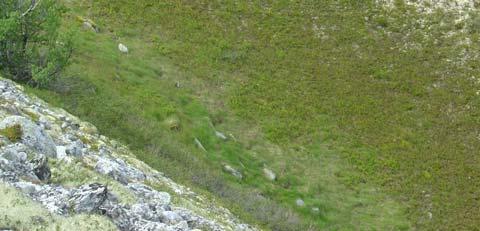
[24,0,480,230]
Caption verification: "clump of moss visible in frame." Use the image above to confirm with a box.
[0,124,22,142]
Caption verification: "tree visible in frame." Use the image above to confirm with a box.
[0,0,73,86]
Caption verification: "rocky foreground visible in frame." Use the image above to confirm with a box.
[0,78,257,231]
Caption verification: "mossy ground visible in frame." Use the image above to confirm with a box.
[26,0,480,230]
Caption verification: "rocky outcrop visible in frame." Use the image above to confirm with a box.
[0,78,256,231]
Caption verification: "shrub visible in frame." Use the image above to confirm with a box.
[0,0,73,86]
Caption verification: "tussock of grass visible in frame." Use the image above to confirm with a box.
[0,124,22,142]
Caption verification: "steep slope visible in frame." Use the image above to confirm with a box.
[0,77,255,231]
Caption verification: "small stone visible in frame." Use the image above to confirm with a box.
[66,140,84,157]
[17,152,27,162]
[82,21,99,33]
[262,168,276,181]
[215,131,227,140]
[160,211,183,225]
[296,198,305,207]
[118,43,129,53]
[56,146,67,159]
[223,164,243,179]
[38,116,52,130]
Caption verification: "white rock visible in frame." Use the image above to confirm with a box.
[56,146,67,159]
[262,168,276,181]
[296,198,305,207]
[118,43,129,53]
[223,164,243,179]
[82,21,98,33]
[215,131,228,140]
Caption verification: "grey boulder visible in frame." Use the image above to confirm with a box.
[128,183,171,205]
[95,156,146,184]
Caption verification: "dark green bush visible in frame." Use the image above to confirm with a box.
[0,0,72,86]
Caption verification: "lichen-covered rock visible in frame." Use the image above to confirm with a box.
[69,183,108,213]
[95,156,146,184]
[127,183,171,205]
[160,211,183,225]
[66,140,84,156]
[30,155,51,181]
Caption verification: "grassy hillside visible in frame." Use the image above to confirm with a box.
[28,0,480,230]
